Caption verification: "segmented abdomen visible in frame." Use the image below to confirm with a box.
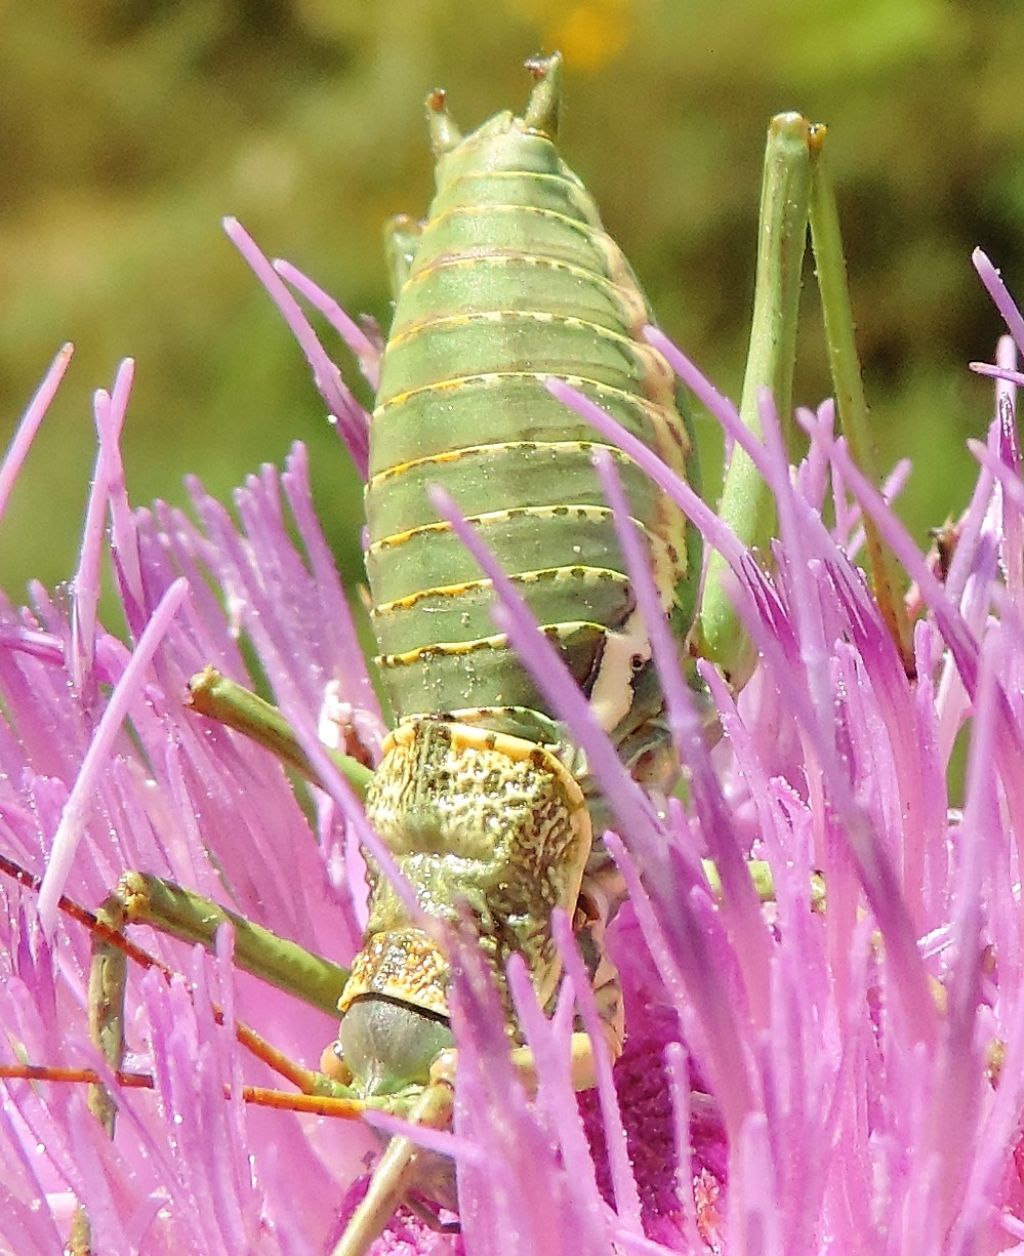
[365,121,700,747]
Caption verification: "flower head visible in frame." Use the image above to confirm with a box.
[2,238,1024,1255]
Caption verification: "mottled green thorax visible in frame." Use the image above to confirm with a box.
[341,719,591,1020]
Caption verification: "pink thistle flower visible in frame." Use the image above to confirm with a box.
[2,230,1024,1256]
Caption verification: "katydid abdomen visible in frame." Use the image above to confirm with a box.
[366,102,700,742]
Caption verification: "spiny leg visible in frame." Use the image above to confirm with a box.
[0,864,436,1125]
[805,126,914,671]
[572,867,628,1065]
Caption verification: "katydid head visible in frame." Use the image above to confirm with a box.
[324,994,454,1098]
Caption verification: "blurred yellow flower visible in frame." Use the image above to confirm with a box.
[511,0,632,71]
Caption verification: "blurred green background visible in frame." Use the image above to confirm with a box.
[2,0,1022,610]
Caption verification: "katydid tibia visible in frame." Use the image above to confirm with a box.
[0,52,904,1256]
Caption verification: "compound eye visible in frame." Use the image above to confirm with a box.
[339,996,454,1097]
[319,1039,352,1084]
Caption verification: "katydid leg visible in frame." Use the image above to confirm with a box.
[384,214,424,298]
[806,128,914,672]
[701,113,812,684]
[0,851,342,1092]
[701,115,914,680]
[99,872,349,1015]
[332,1074,456,1256]
[0,854,357,1255]
[85,871,351,1133]
[188,665,373,798]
